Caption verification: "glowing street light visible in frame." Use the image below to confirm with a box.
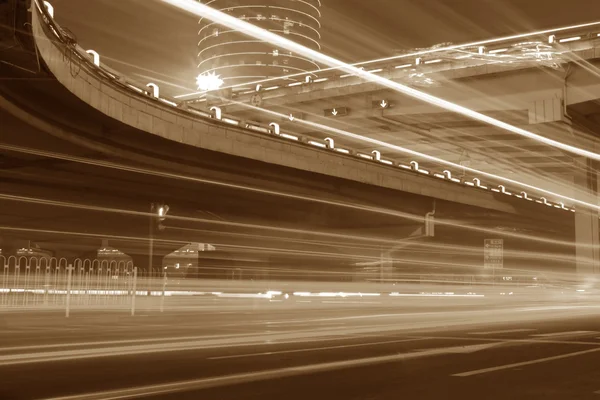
[86,50,100,66]
[157,205,169,220]
[146,83,160,98]
[43,1,54,18]
[196,72,224,91]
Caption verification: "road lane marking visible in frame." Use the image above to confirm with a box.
[0,332,274,353]
[453,347,600,377]
[0,324,377,355]
[208,337,430,360]
[410,335,600,347]
[0,328,421,367]
[470,329,536,335]
[37,344,497,400]
[322,301,381,304]
[531,331,598,338]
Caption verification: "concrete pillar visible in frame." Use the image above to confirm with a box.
[379,251,393,281]
[574,157,600,274]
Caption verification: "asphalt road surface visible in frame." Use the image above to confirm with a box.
[2,300,600,400]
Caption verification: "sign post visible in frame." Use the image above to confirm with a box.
[484,239,504,285]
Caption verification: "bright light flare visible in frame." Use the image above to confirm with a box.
[196,71,224,91]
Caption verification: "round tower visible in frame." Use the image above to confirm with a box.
[196,0,322,91]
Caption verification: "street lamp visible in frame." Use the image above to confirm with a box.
[149,203,169,276]
[157,205,168,219]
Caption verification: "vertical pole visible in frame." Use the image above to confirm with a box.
[149,203,154,288]
[148,203,155,312]
[65,265,73,318]
[131,267,137,316]
[43,267,49,306]
[379,251,384,283]
[160,271,167,313]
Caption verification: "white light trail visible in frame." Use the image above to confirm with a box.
[232,100,599,212]
[163,0,600,164]
[0,192,397,246]
[174,19,600,98]
[0,146,591,248]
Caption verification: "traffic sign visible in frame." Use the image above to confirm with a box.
[484,239,503,269]
[324,107,348,117]
[372,100,391,109]
[283,112,303,122]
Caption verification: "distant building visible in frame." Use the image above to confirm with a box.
[97,240,132,263]
[16,245,52,260]
[196,0,322,92]
[163,243,216,278]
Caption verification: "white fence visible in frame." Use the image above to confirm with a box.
[0,256,169,315]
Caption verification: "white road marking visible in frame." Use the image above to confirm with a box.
[410,335,600,346]
[0,332,270,353]
[39,344,497,400]
[208,337,429,360]
[0,327,420,367]
[322,301,381,304]
[453,347,600,377]
[470,329,536,335]
[531,331,598,338]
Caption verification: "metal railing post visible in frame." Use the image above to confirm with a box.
[130,267,137,316]
[43,267,50,306]
[65,264,73,318]
[1,261,7,307]
[159,271,167,313]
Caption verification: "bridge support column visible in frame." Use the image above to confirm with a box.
[574,157,600,274]
[575,209,600,274]
[379,252,393,282]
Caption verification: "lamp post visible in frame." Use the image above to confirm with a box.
[149,203,168,280]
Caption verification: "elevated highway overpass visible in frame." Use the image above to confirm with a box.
[0,0,590,274]
[224,28,600,178]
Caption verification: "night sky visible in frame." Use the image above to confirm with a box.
[50,0,597,93]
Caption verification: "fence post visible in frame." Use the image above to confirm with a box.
[1,261,7,307]
[43,267,49,306]
[65,264,73,318]
[159,272,167,313]
[131,267,137,316]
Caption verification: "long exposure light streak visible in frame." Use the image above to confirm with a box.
[0,190,593,250]
[169,226,388,252]
[174,20,600,98]
[162,0,600,163]
[0,188,579,263]
[0,226,421,264]
[232,100,598,212]
[0,143,429,222]
[0,153,586,250]
[174,226,582,265]
[0,192,395,246]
